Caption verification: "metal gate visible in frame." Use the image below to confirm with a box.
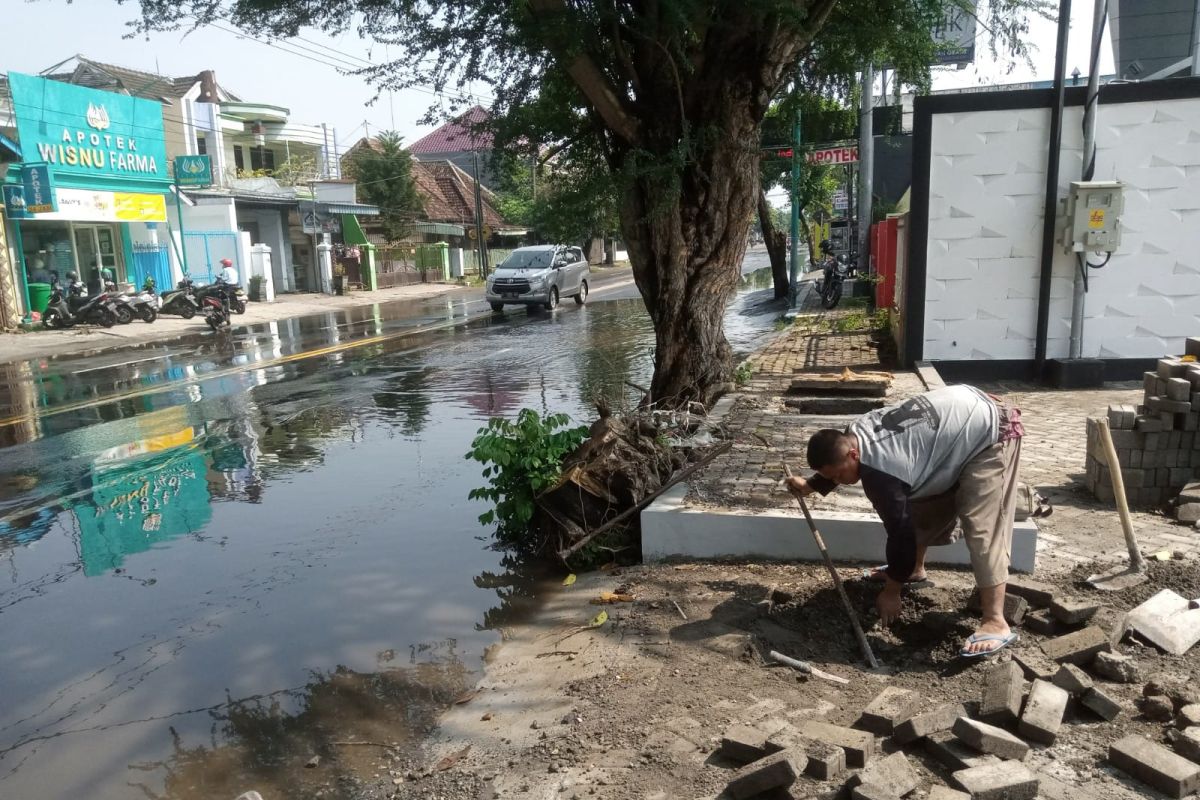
[181,232,241,284]
[131,242,172,292]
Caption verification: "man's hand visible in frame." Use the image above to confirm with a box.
[876,580,903,625]
[784,476,815,498]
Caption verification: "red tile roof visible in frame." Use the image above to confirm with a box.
[409,106,493,154]
[411,160,507,228]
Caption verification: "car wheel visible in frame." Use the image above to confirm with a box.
[574,281,588,305]
[544,286,559,311]
[490,302,504,313]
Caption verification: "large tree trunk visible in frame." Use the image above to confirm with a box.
[758,188,789,299]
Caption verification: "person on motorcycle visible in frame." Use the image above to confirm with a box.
[215,258,239,312]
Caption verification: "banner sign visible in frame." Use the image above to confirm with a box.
[2,185,30,219]
[933,2,978,66]
[32,188,167,222]
[174,154,213,188]
[807,145,859,166]
[22,162,56,213]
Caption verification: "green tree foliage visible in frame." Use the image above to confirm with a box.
[343,131,423,242]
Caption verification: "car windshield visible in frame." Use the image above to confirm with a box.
[500,250,553,270]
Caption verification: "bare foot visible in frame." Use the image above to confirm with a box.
[962,619,1014,656]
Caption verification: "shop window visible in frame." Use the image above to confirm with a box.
[233,145,245,172]
[19,222,74,283]
[250,147,276,172]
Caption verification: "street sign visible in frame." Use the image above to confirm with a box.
[933,2,978,66]
[174,154,213,188]
[1,185,30,219]
[807,145,859,166]
[21,162,56,213]
[832,190,849,211]
[302,209,341,234]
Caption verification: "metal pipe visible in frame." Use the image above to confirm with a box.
[1193,0,1200,76]
[1035,0,1072,375]
[788,105,802,308]
[1069,0,1108,359]
[857,64,875,274]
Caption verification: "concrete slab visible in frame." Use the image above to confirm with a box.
[642,483,1038,572]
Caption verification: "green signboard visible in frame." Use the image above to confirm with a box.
[6,71,170,192]
[21,162,56,212]
[174,154,213,187]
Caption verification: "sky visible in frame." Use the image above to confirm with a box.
[4,0,1114,157]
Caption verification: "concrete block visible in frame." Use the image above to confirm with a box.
[848,751,920,798]
[1143,371,1158,396]
[1048,598,1101,625]
[1157,378,1169,395]
[927,787,970,800]
[721,723,771,763]
[968,591,1028,625]
[1177,705,1200,729]
[1136,415,1164,432]
[1159,358,1188,379]
[804,740,846,781]
[858,687,922,736]
[1010,650,1057,682]
[641,485,1040,571]
[1081,687,1123,721]
[1148,395,1165,412]
[1145,432,1162,450]
[1167,727,1200,763]
[952,761,1039,800]
[1092,651,1141,683]
[1163,399,1194,414]
[1017,679,1068,745]
[1108,734,1200,799]
[1188,337,1200,358]
[979,661,1025,725]
[1177,503,1200,523]
[1167,377,1192,401]
[851,784,896,800]
[1005,579,1055,608]
[725,748,806,800]
[1040,626,1111,665]
[1183,413,1199,432]
[952,717,1030,761]
[1171,467,1193,485]
[793,719,875,768]
[1107,429,1143,449]
[1051,664,1093,696]
[925,731,1001,772]
[893,703,967,745]
[1022,609,1063,637]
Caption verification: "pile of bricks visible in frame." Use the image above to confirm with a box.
[1085,337,1200,508]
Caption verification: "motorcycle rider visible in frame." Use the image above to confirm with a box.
[215,258,239,312]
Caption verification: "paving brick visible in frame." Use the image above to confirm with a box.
[893,703,967,745]
[720,723,771,763]
[1160,358,1189,379]
[952,717,1030,761]
[1081,687,1123,721]
[979,661,1025,725]
[1005,579,1055,608]
[1017,679,1068,745]
[725,748,806,800]
[1010,650,1057,682]
[952,761,1039,800]
[1048,598,1101,625]
[851,784,896,800]
[859,686,922,736]
[848,751,920,797]
[1167,727,1200,763]
[1051,664,1093,696]
[793,719,875,768]
[1092,651,1140,683]
[1167,378,1192,402]
[1108,734,1200,799]
[803,740,846,781]
[1188,337,1200,358]
[1040,626,1111,665]
[925,732,1001,772]
[968,591,1028,625]
[1022,609,1063,637]
[1137,415,1165,433]
[927,787,969,800]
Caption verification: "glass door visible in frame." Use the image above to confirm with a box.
[73,226,102,293]
[94,227,122,285]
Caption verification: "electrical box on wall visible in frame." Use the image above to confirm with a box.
[1062,180,1124,254]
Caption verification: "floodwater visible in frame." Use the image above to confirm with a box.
[0,259,781,799]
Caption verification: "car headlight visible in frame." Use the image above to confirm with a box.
[530,275,547,288]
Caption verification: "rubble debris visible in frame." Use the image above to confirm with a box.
[1017,680,1068,745]
[859,687,922,736]
[1126,589,1200,656]
[1167,727,1200,763]
[1108,734,1200,799]
[952,761,1038,800]
[851,784,897,800]
[793,719,875,768]
[1081,687,1124,721]
[979,661,1025,725]
[1143,695,1176,722]
[847,752,920,797]
[1177,503,1200,524]
[1022,609,1062,637]
[1005,579,1055,608]
[1178,704,1200,729]
[1091,651,1140,683]
[893,704,967,746]
[925,731,1001,772]
[1048,598,1101,626]
[952,717,1030,761]
[725,748,806,800]
[1051,664,1093,696]
[1040,625,1111,665]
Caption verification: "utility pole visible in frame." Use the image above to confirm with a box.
[788,104,803,308]
[472,151,489,278]
[857,64,875,274]
[1192,0,1200,76]
[1069,0,1107,358]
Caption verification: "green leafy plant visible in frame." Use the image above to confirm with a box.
[466,409,589,546]
[734,361,754,387]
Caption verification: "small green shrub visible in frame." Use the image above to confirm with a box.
[734,361,754,387]
[466,409,590,546]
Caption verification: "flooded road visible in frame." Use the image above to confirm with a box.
[0,255,780,799]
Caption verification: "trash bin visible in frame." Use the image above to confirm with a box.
[27,282,52,314]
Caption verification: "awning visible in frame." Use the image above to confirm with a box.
[411,221,465,236]
[341,214,369,246]
[317,201,379,216]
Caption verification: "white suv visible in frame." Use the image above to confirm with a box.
[485,245,590,312]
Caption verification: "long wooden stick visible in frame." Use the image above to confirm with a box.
[555,441,733,562]
[1096,418,1146,572]
[782,462,880,669]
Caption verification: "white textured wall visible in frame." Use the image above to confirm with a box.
[924,98,1200,361]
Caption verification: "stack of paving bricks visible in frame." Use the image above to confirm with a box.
[1086,337,1200,508]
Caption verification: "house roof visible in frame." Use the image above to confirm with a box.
[0,55,239,106]
[409,106,493,155]
[411,159,507,229]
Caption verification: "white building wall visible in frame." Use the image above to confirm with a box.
[923,97,1200,361]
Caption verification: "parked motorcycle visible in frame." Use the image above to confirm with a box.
[103,281,159,324]
[42,276,118,329]
[201,292,230,331]
[194,280,247,314]
[159,278,201,319]
[819,253,852,309]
